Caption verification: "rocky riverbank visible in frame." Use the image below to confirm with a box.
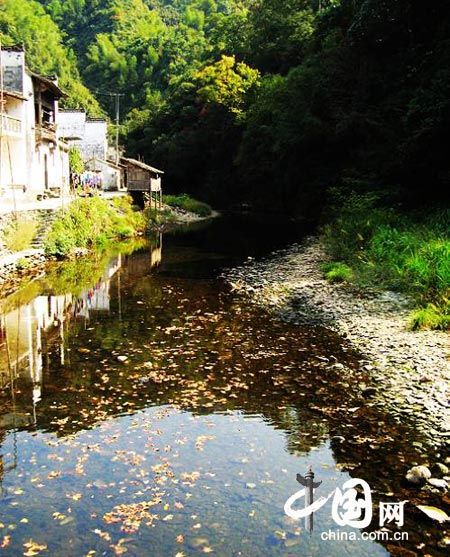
[223,238,449,452]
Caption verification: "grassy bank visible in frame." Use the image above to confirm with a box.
[163,194,212,217]
[44,196,147,258]
[321,195,449,330]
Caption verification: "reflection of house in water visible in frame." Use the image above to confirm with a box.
[0,293,71,400]
[0,236,164,404]
[0,256,123,396]
[75,256,122,318]
[0,243,164,491]
[151,234,162,268]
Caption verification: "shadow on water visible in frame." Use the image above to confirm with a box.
[0,214,447,556]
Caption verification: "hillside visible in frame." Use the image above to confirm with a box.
[1,1,448,213]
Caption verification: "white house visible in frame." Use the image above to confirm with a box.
[0,46,70,208]
[58,109,124,191]
[58,111,108,161]
[85,157,125,191]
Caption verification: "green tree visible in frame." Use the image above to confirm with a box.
[194,55,260,114]
[69,147,85,174]
[0,0,101,113]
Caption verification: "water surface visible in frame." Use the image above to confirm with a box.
[0,215,446,556]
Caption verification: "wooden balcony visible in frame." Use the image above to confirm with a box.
[35,123,57,143]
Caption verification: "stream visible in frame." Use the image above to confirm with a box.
[0,215,446,557]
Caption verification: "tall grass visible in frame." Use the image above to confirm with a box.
[163,194,212,217]
[44,196,146,257]
[322,195,449,330]
[2,215,37,252]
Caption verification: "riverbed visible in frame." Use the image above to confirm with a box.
[0,215,447,556]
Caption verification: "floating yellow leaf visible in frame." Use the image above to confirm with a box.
[0,535,11,549]
[23,539,47,556]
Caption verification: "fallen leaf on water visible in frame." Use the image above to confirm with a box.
[93,529,111,542]
[0,535,11,548]
[110,539,128,555]
[23,539,47,556]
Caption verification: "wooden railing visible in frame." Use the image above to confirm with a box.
[0,113,22,135]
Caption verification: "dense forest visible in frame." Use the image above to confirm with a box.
[1,0,449,214]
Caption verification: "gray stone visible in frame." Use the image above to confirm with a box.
[362,387,377,398]
[432,462,449,477]
[427,478,448,490]
[405,465,431,486]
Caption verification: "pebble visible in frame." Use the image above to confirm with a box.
[432,462,449,477]
[427,478,448,490]
[361,387,377,398]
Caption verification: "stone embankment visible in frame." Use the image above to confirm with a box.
[224,238,449,451]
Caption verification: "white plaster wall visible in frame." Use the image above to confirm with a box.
[57,110,86,140]
[80,120,108,160]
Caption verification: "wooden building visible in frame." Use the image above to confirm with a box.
[121,157,163,208]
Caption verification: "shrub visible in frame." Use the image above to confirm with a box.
[44,196,146,257]
[115,224,134,238]
[322,193,398,262]
[69,147,84,174]
[163,194,212,217]
[15,257,30,270]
